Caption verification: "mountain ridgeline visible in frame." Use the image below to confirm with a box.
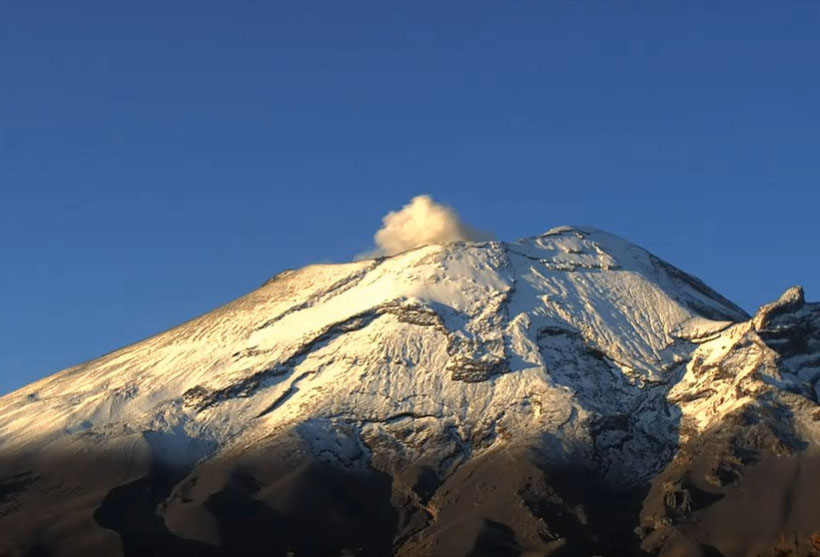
[1,227,819,556]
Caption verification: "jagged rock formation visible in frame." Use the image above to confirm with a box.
[0,226,818,556]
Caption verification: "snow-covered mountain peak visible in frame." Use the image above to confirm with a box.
[1,227,819,556]
[0,228,747,460]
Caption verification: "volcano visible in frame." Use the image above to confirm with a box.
[1,226,819,556]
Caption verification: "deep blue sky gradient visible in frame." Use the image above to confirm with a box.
[2,2,819,394]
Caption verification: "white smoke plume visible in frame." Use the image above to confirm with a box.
[363,195,492,258]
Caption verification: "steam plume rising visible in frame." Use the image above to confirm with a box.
[367,195,492,257]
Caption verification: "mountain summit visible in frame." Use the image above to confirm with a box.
[1,227,818,556]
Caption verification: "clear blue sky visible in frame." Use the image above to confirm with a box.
[2,2,819,395]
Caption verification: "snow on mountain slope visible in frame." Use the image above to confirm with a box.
[2,226,818,556]
[0,227,743,463]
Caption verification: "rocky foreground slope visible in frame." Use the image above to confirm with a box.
[0,226,818,556]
